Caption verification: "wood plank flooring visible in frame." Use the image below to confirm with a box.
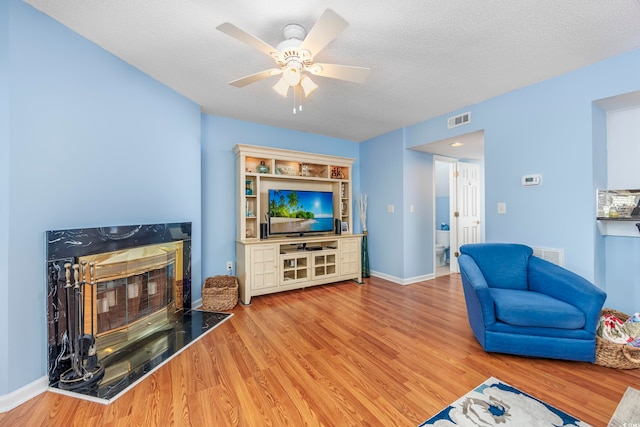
[2,274,639,426]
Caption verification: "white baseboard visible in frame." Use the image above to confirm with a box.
[370,270,435,285]
[0,376,48,413]
[192,297,202,309]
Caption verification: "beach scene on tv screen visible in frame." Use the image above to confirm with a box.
[269,190,333,234]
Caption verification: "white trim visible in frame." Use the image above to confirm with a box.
[371,271,434,285]
[0,376,48,413]
[49,385,110,405]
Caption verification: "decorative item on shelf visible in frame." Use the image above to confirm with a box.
[276,164,297,176]
[358,193,370,279]
[245,180,253,195]
[609,206,619,218]
[300,164,309,176]
[331,167,345,179]
[257,161,269,174]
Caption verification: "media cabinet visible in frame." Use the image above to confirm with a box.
[233,144,362,304]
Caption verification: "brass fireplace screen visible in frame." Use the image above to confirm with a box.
[79,242,183,351]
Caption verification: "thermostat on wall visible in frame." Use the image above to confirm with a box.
[521,174,542,186]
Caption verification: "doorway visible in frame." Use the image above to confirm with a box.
[435,159,454,276]
[412,130,485,277]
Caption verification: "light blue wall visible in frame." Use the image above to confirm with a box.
[3,0,201,396]
[200,115,360,280]
[402,148,433,279]
[591,105,607,295]
[359,130,405,278]
[435,198,449,228]
[605,237,640,314]
[1,0,10,396]
[359,131,435,281]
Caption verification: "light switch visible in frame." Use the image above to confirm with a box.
[387,204,395,213]
[497,202,506,215]
[409,205,415,213]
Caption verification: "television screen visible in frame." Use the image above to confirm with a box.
[268,189,334,235]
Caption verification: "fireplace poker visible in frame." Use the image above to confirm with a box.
[48,265,59,348]
[58,262,105,390]
[72,264,82,378]
[89,262,95,338]
[62,263,73,361]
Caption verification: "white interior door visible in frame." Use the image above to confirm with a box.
[449,162,482,272]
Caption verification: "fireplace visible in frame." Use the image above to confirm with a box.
[46,223,192,389]
[80,242,182,355]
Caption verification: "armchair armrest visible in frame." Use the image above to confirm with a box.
[528,256,606,333]
[459,254,496,327]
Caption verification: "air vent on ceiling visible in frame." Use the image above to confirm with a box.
[532,246,565,267]
[447,112,471,129]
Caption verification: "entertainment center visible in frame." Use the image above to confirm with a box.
[234,144,362,304]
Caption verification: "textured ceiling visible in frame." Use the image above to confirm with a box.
[24,0,640,142]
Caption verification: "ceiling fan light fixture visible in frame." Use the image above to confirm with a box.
[272,77,290,97]
[300,75,318,97]
[283,61,302,86]
[307,64,323,75]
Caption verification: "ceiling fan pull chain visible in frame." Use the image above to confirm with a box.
[292,86,296,114]
[298,85,303,112]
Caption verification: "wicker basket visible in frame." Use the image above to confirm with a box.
[202,275,238,311]
[595,308,640,369]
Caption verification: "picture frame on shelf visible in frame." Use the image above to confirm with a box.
[341,222,348,233]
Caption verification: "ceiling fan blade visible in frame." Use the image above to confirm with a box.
[217,22,279,58]
[229,68,282,88]
[308,63,370,83]
[299,9,348,57]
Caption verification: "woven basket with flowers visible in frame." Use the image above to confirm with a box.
[595,308,640,369]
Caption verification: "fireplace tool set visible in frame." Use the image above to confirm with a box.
[58,261,105,390]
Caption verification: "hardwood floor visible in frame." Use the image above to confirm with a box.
[2,274,638,426]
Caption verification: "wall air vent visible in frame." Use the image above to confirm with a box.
[532,246,565,267]
[447,112,471,129]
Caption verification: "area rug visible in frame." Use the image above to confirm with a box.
[419,377,590,426]
[608,386,640,427]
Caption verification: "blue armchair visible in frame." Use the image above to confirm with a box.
[459,243,607,362]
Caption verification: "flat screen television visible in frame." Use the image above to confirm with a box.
[268,189,334,236]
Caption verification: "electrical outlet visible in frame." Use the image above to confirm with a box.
[226,261,233,273]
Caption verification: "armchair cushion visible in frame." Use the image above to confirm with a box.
[460,243,532,290]
[489,288,586,329]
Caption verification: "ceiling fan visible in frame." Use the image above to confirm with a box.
[216,9,370,103]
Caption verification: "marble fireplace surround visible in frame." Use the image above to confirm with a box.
[45,222,232,402]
